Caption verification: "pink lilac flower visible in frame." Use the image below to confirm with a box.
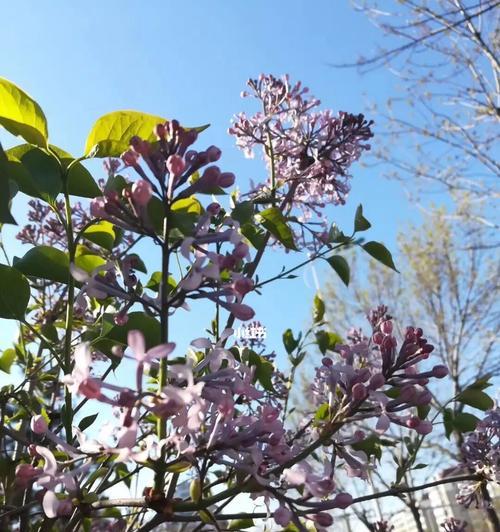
[230,74,373,246]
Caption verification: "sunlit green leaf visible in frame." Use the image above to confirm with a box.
[0,78,48,147]
[83,221,116,251]
[257,207,296,250]
[84,110,208,157]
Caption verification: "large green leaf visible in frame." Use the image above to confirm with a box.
[257,207,296,250]
[0,78,48,148]
[5,145,61,200]
[85,110,208,157]
[0,264,30,320]
[14,246,69,284]
[49,146,100,198]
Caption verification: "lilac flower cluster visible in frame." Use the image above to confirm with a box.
[311,305,447,441]
[457,408,499,508]
[230,74,374,225]
[15,298,446,527]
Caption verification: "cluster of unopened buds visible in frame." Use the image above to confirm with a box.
[311,306,448,455]
[90,120,235,235]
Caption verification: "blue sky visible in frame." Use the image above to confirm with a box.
[0,1,423,372]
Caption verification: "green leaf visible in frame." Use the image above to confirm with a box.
[453,412,479,433]
[362,241,398,272]
[228,519,254,530]
[0,349,16,373]
[457,389,494,411]
[314,403,331,422]
[326,255,350,286]
[48,146,100,198]
[315,330,342,355]
[246,350,275,392]
[79,413,99,431]
[0,78,48,147]
[83,221,116,251]
[145,272,177,294]
[14,246,69,284]
[283,329,299,354]
[74,246,106,274]
[354,204,371,232]
[443,408,479,437]
[0,264,30,320]
[102,312,161,351]
[240,223,267,250]
[0,165,17,224]
[170,197,203,236]
[313,293,325,323]
[352,435,383,461]
[258,207,297,250]
[5,145,61,200]
[231,201,254,225]
[84,110,208,157]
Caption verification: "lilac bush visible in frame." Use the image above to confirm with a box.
[0,74,494,531]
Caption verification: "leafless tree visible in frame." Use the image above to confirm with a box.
[339,0,500,234]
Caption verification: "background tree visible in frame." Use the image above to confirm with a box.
[341,0,500,236]
[321,205,499,529]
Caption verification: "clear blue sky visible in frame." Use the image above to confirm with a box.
[0,1,425,366]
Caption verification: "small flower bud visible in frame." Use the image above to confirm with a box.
[207,202,221,215]
[206,145,222,162]
[114,312,129,326]
[432,365,448,378]
[380,320,393,335]
[415,420,433,435]
[233,277,254,297]
[406,416,420,429]
[351,382,367,401]
[332,492,353,509]
[228,303,255,321]
[369,373,385,390]
[30,415,48,435]
[233,242,250,260]
[313,512,334,527]
[131,180,153,207]
[218,172,235,188]
[154,123,167,139]
[121,149,140,167]
[200,166,221,186]
[166,155,186,177]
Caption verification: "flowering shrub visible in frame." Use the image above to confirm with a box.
[0,74,495,531]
